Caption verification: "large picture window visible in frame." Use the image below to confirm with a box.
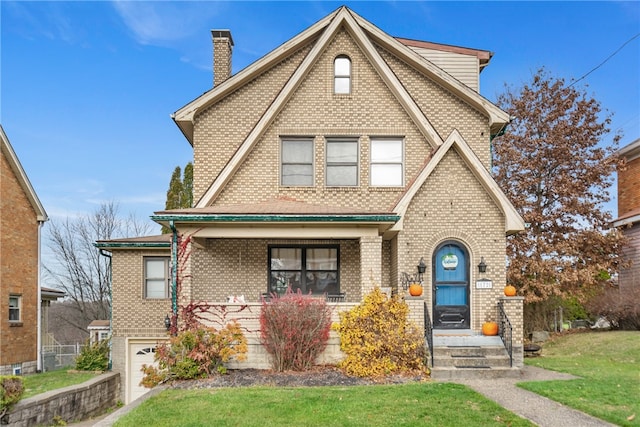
[326,138,358,186]
[370,138,403,186]
[281,138,314,186]
[144,257,170,299]
[9,295,21,322]
[269,246,339,295]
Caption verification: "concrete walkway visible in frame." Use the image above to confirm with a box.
[452,365,616,427]
[73,366,615,426]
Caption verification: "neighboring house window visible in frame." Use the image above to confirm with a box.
[144,257,170,299]
[269,246,339,295]
[281,138,314,186]
[370,138,403,186]
[9,295,21,322]
[98,331,110,341]
[326,138,358,186]
[334,56,351,94]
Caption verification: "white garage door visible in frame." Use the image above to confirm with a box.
[128,341,159,404]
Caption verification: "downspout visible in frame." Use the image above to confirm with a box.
[169,221,178,331]
[36,221,44,372]
[99,249,113,370]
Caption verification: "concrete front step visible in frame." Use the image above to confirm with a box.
[434,345,508,357]
[435,354,512,368]
[430,366,522,380]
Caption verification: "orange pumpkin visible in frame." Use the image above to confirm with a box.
[504,285,517,297]
[482,321,499,336]
[409,283,423,297]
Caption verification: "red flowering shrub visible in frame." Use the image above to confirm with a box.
[260,289,332,372]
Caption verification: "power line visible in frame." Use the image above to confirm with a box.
[568,32,640,88]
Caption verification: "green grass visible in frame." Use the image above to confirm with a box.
[521,330,640,426]
[21,369,100,399]
[114,382,534,427]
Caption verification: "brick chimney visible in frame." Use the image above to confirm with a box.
[211,29,233,87]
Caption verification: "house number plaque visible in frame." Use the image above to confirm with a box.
[475,279,493,289]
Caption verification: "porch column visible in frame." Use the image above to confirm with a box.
[360,235,382,297]
[499,296,524,367]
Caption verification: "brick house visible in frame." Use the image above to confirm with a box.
[614,138,640,292]
[97,7,525,403]
[0,125,49,375]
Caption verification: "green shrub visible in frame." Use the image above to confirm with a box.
[0,375,24,416]
[141,322,247,388]
[334,288,427,378]
[260,289,332,372]
[75,338,109,371]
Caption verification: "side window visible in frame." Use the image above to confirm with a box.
[334,56,351,94]
[370,138,404,186]
[144,257,170,299]
[9,295,21,322]
[326,138,358,186]
[281,138,314,186]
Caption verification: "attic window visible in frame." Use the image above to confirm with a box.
[334,56,351,94]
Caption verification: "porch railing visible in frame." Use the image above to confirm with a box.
[424,301,434,367]
[497,301,513,367]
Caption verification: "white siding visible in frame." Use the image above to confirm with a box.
[407,46,480,91]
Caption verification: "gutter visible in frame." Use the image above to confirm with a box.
[169,221,178,332]
[98,249,113,370]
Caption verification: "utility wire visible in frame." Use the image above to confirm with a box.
[568,32,640,88]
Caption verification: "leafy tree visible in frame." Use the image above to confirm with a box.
[492,68,626,307]
[162,162,193,233]
[44,201,153,334]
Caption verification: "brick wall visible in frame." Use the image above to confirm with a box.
[618,156,640,216]
[0,150,39,372]
[402,149,508,331]
[619,223,640,292]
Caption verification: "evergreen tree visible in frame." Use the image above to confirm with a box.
[162,162,193,233]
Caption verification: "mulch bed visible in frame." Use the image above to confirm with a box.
[169,366,429,390]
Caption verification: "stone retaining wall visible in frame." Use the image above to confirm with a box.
[1,372,119,427]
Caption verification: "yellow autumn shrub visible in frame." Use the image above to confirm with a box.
[334,288,427,378]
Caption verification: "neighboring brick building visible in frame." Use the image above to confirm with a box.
[98,7,525,403]
[614,138,640,293]
[0,125,48,375]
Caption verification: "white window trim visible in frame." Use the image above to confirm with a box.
[144,257,170,299]
[280,137,315,187]
[370,138,404,187]
[334,55,351,95]
[9,295,21,323]
[325,138,359,187]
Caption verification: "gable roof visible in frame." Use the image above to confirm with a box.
[393,129,525,235]
[173,6,510,208]
[0,125,48,222]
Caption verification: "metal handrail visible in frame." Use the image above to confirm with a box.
[424,301,434,367]
[498,301,513,367]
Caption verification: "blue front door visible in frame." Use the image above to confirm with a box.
[433,242,470,329]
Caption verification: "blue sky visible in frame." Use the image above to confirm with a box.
[2,1,639,232]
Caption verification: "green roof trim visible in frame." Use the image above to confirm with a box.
[94,242,171,249]
[151,214,401,223]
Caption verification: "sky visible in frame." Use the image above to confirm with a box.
[2,1,639,236]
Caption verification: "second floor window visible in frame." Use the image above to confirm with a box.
[370,138,403,186]
[281,138,314,186]
[9,295,21,322]
[334,56,351,94]
[326,139,358,186]
[144,257,170,299]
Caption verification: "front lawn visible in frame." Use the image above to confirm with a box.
[22,370,100,399]
[521,330,640,426]
[114,382,534,427]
